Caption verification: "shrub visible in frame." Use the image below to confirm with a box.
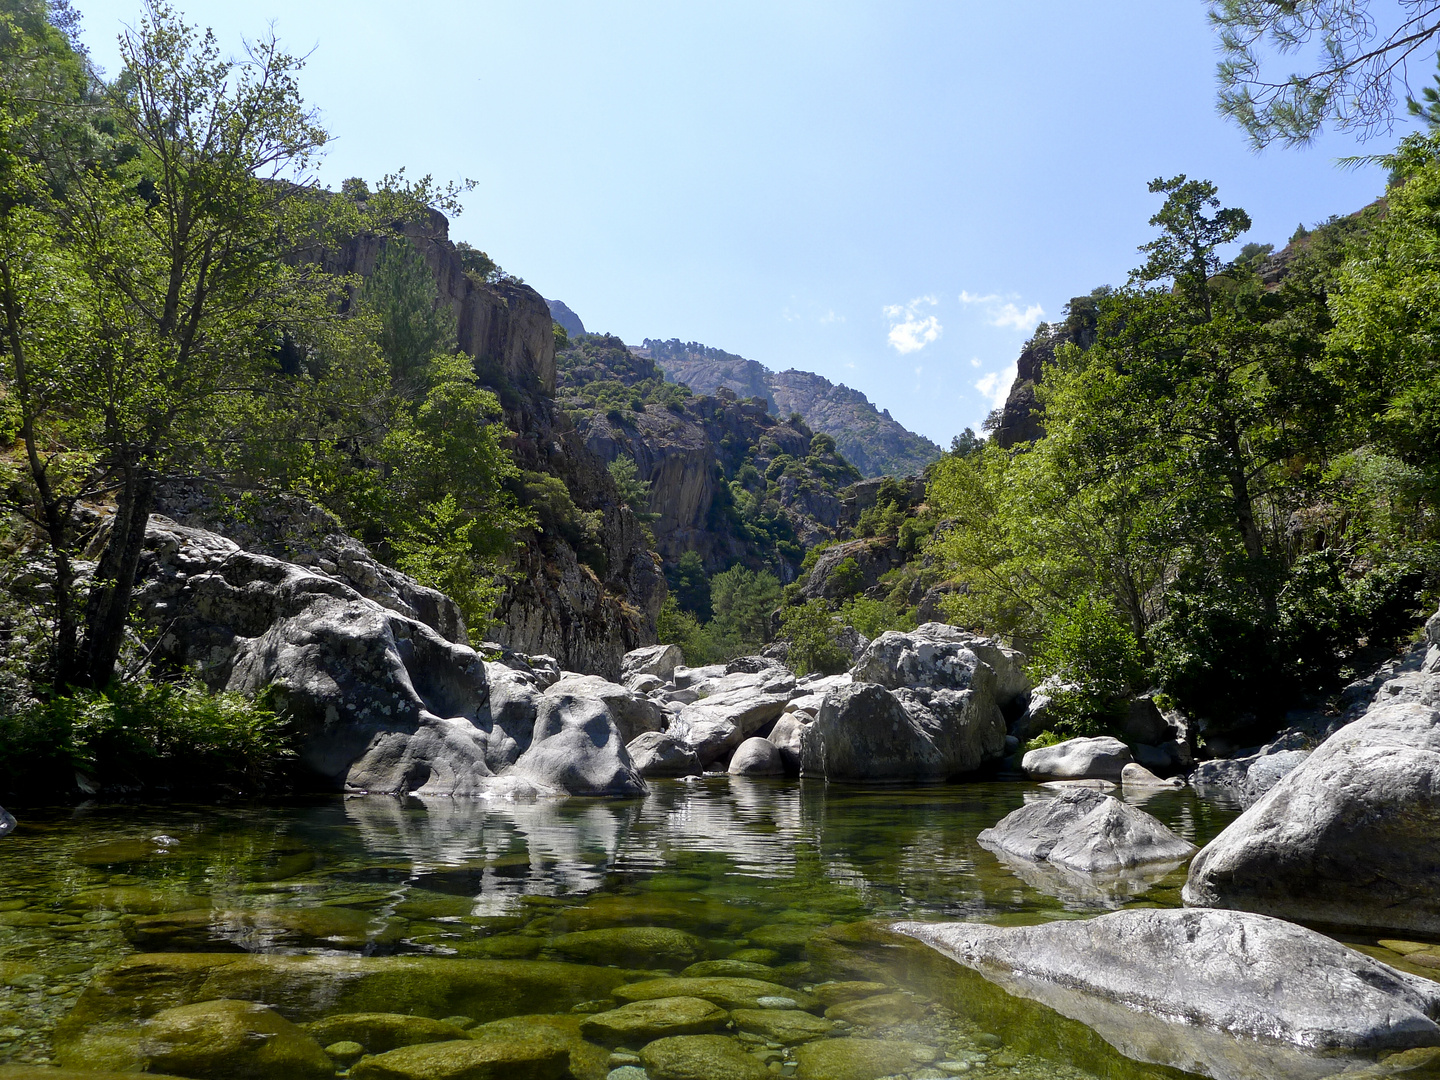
[839,596,916,639]
[1029,595,1146,739]
[828,556,865,598]
[779,600,852,676]
[0,679,294,798]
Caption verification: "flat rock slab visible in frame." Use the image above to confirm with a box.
[548,926,707,968]
[898,909,1440,1080]
[303,1012,471,1053]
[977,788,1196,873]
[1184,701,1440,935]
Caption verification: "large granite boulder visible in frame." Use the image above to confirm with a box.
[1022,736,1132,782]
[512,692,647,797]
[1183,700,1440,935]
[626,732,701,778]
[546,674,667,743]
[766,715,806,773]
[798,681,1004,782]
[131,517,642,798]
[727,737,784,777]
[977,788,1195,872]
[898,910,1440,1078]
[621,644,684,685]
[669,669,795,765]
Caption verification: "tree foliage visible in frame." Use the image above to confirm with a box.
[1211,0,1440,147]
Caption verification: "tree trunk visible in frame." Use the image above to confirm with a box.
[79,464,155,689]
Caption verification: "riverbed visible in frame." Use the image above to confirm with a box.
[0,780,1311,1079]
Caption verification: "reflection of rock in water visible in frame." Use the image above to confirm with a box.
[342,795,643,913]
[0,805,15,837]
[979,843,1183,910]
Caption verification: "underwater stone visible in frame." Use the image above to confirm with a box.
[639,1034,770,1080]
[550,926,708,968]
[303,1013,471,1053]
[793,1037,937,1080]
[613,976,817,1012]
[580,996,730,1045]
[729,1008,835,1044]
[348,1034,569,1080]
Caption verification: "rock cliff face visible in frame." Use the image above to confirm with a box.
[634,338,941,478]
[320,210,557,395]
[555,334,857,579]
[991,294,1101,450]
[315,211,663,677]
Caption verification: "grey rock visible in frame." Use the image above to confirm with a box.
[1184,700,1440,935]
[1022,736,1132,782]
[1120,762,1183,788]
[766,715,806,773]
[725,654,788,676]
[1122,694,1171,745]
[0,806,14,837]
[512,691,648,797]
[670,670,795,765]
[673,664,726,690]
[547,673,667,744]
[851,623,1028,711]
[626,732,701,778]
[977,788,1195,872]
[728,736,785,776]
[622,643,684,684]
[1241,748,1309,806]
[897,909,1440,1078]
[1133,742,1179,776]
[625,673,664,694]
[798,680,1005,782]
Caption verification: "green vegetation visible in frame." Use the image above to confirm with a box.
[777,600,852,676]
[0,679,294,799]
[929,171,1438,742]
[0,2,528,787]
[657,562,782,665]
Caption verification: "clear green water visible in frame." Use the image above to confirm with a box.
[0,780,1269,1079]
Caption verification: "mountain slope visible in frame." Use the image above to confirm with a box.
[627,338,942,478]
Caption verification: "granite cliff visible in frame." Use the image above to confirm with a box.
[630,338,943,478]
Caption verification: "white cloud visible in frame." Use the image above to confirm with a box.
[884,295,941,354]
[974,363,1018,409]
[990,302,1045,332]
[820,309,844,324]
[959,290,1003,305]
[969,356,982,367]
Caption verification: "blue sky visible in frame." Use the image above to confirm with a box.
[74,2,1410,447]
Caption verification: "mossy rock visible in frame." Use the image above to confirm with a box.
[58,997,334,1079]
[614,976,816,1012]
[473,1013,609,1080]
[67,886,210,915]
[72,838,179,867]
[639,1034,769,1080]
[552,895,764,935]
[681,960,776,980]
[810,982,889,1008]
[744,924,819,951]
[725,948,780,965]
[793,1037,937,1080]
[579,996,729,1046]
[126,906,405,952]
[349,1034,568,1080]
[54,953,631,1056]
[0,1071,195,1080]
[452,935,545,959]
[730,1008,835,1045]
[303,1013,470,1053]
[393,892,478,920]
[823,992,920,1027]
[550,926,707,968]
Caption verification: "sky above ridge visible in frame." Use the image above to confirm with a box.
[74,1,1413,447]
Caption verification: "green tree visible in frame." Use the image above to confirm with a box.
[360,239,455,394]
[668,550,712,622]
[1210,0,1440,147]
[778,600,851,676]
[608,455,657,523]
[708,565,781,655]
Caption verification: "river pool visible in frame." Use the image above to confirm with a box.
[0,779,1392,1080]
